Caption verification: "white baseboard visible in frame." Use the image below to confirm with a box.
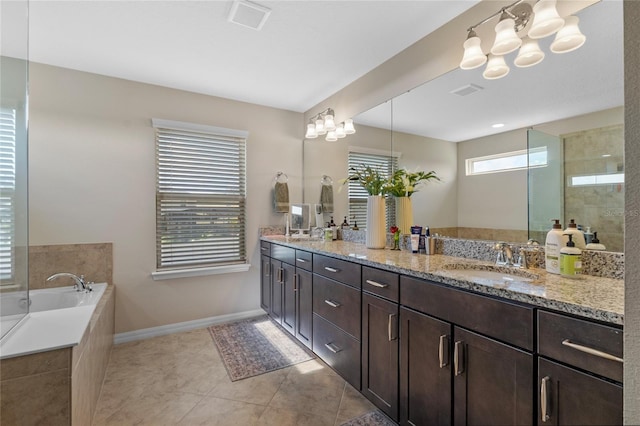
[113,309,266,345]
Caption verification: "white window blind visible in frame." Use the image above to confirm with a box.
[348,151,397,230]
[154,120,247,270]
[0,108,16,283]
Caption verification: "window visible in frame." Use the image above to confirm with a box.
[466,147,547,176]
[0,108,16,284]
[348,149,397,229]
[569,173,625,187]
[153,119,248,278]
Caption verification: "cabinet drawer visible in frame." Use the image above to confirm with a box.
[538,310,623,382]
[362,266,399,302]
[313,275,361,339]
[313,314,361,390]
[400,276,534,351]
[259,241,271,256]
[295,250,313,271]
[271,244,295,264]
[313,254,361,289]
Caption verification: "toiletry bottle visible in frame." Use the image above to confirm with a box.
[560,234,582,278]
[341,216,350,230]
[584,226,594,245]
[545,219,566,275]
[329,217,337,240]
[324,223,333,242]
[564,219,586,249]
[585,232,607,250]
[352,220,359,231]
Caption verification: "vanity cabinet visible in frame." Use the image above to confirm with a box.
[400,275,534,426]
[260,242,313,349]
[361,267,400,421]
[537,311,623,425]
[312,253,362,389]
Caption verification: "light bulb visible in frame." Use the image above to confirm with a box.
[491,13,522,56]
[325,131,338,142]
[305,122,317,139]
[515,37,545,67]
[323,110,336,131]
[550,16,586,53]
[335,124,346,138]
[343,119,356,134]
[315,117,326,135]
[460,30,487,70]
[483,54,510,80]
[528,0,564,39]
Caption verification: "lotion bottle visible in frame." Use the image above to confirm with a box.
[545,219,566,275]
[564,219,586,249]
[560,234,582,278]
[585,232,607,250]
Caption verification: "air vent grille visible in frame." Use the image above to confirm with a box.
[450,84,484,97]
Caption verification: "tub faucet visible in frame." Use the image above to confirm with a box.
[46,273,92,292]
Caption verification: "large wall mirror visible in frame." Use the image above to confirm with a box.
[303,0,623,253]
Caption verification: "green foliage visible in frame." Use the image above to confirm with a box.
[341,164,388,196]
[386,168,440,197]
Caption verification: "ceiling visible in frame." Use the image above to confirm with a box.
[26,0,480,113]
[355,0,624,142]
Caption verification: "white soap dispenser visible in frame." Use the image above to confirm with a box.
[545,219,566,275]
[585,232,607,251]
[564,219,586,249]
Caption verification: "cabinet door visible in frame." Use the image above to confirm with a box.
[295,268,313,349]
[270,259,283,322]
[400,307,452,426]
[362,293,399,421]
[281,262,296,334]
[260,255,271,311]
[453,327,533,426]
[538,358,622,426]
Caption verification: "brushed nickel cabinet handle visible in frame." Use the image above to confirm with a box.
[366,279,388,288]
[324,299,341,308]
[439,335,449,368]
[561,339,623,363]
[260,247,268,251]
[454,341,464,376]
[294,274,298,291]
[265,262,270,275]
[541,376,551,422]
[278,268,284,283]
[324,266,339,273]
[388,314,397,341]
[325,342,341,354]
[296,258,307,263]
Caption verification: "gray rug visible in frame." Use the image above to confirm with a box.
[208,315,314,381]
[341,410,398,426]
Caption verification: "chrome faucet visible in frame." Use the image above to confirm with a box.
[494,242,514,266]
[47,273,92,292]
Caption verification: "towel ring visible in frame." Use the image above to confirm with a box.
[321,175,333,185]
[275,171,289,183]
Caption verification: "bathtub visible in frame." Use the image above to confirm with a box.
[0,283,108,359]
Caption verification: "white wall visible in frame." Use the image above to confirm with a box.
[28,63,303,333]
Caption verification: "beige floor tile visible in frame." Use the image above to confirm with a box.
[146,351,228,395]
[259,406,336,426]
[177,395,266,425]
[269,367,346,418]
[93,391,203,426]
[334,383,377,425]
[287,358,341,379]
[207,366,290,405]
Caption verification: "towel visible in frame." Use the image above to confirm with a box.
[320,183,334,213]
[274,182,289,213]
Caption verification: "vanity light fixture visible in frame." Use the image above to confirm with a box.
[460,0,586,80]
[305,108,356,140]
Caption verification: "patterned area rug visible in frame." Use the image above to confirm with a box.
[341,410,398,426]
[208,315,314,381]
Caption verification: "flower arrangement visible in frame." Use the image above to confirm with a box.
[390,225,401,250]
[340,164,388,196]
[386,168,440,197]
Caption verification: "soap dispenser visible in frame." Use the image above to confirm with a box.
[545,219,566,275]
[560,234,582,278]
[564,219,586,249]
[584,226,594,245]
[585,232,607,251]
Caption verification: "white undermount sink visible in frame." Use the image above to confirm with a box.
[442,263,539,283]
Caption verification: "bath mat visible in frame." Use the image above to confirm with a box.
[208,315,314,381]
[340,410,398,426]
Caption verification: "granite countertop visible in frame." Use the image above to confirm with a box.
[261,236,624,326]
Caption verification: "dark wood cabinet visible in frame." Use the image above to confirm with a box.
[261,243,313,349]
[452,327,533,426]
[295,268,313,349]
[260,254,271,312]
[537,358,622,426]
[362,292,399,421]
[400,307,452,426]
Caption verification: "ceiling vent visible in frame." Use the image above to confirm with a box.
[228,1,271,31]
[450,84,484,97]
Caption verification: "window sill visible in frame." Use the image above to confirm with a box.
[152,263,251,281]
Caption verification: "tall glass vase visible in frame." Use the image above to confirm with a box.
[396,196,413,235]
[366,195,386,249]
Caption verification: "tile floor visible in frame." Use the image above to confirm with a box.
[92,327,380,425]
